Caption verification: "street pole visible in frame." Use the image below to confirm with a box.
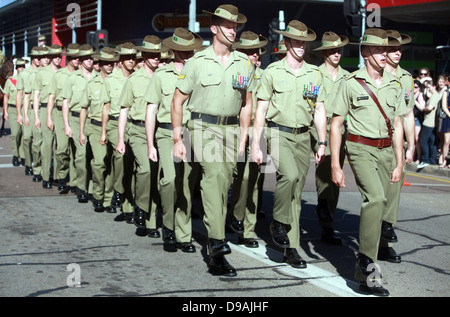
[359,0,366,69]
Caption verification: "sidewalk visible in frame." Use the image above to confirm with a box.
[406,160,450,179]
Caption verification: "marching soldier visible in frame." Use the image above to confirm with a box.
[381,30,416,263]
[330,28,406,296]
[47,43,80,193]
[252,20,327,269]
[62,44,99,203]
[3,58,27,166]
[80,47,117,212]
[101,42,137,218]
[32,44,63,189]
[310,32,350,245]
[144,28,203,251]
[16,46,40,176]
[171,4,255,276]
[230,30,268,248]
[116,35,162,237]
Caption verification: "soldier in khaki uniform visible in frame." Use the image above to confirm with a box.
[380,30,416,263]
[3,58,26,166]
[32,44,62,189]
[116,35,162,237]
[252,20,327,269]
[23,46,49,182]
[101,42,137,218]
[144,28,203,251]
[62,44,99,203]
[80,47,117,212]
[47,44,80,193]
[330,28,407,296]
[229,31,268,248]
[16,47,41,176]
[172,4,254,276]
[310,32,350,245]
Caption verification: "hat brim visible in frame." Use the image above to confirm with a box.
[349,36,401,47]
[399,34,412,45]
[162,33,203,52]
[92,54,119,62]
[313,35,349,51]
[202,10,247,24]
[275,29,316,42]
[136,47,163,53]
[232,35,268,50]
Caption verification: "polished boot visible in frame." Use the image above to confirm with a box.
[208,238,231,258]
[176,242,196,253]
[106,206,117,213]
[270,220,290,248]
[147,228,160,238]
[32,174,42,182]
[133,206,146,228]
[209,255,237,277]
[110,190,123,208]
[321,227,342,245]
[162,226,176,244]
[42,180,52,189]
[283,248,307,269]
[228,215,244,234]
[58,180,70,195]
[378,246,401,263]
[355,253,389,296]
[12,156,19,166]
[25,166,33,176]
[76,188,89,203]
[238,235,259,248]
[92,198,104,212]
[381,221,398,243]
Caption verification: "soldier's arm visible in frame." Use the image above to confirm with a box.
[251,99,269,165]
[100,102,110,146]
[16,90,23,125]
[330,114,346,188]
[171,88,190,162]
[33,89,41,129]
[47,94,56,130]
[62,98,71,137]
[23,93,31,126]
[402,107,415,164]
[145,103,159,162]
[391,115,404,184]
[314,101,327,164]
[238,92,253,157]
[79,107,88,146]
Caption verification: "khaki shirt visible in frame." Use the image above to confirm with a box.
[144,62,190,124]
[23,67,38,95]
[251,67,264,120]
[395,66,415,110]
[101,68,131,117]
[48,67,73,107]
[61,69,99,112]
[80,75,105,121]
[257,58,325,128]
[334,66,407,139]
[319,63,349,119]
[118,67,152,121]
[3,75,18,105]
[176,45,255,117]
[32,65,58,104]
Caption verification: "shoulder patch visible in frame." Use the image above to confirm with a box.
[178,74,186,79]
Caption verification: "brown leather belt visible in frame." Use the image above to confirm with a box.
[347,133,392,149]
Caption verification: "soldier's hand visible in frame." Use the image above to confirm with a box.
[332,167,345,188]
[315,146,326,164]
[24,117,30,127]
[47,118,54,131]
[17,114,23,125]
[35,118,41,130]
[116,140,126,155]
[100,133,107,146]
[148,146,158,162]
[405,145,415,164]
[4,112,8,121]
[65,125,72,138]
[251,144,263,165]
[391,166,403,184]
[80,133,86,146]
[173,140,186,162]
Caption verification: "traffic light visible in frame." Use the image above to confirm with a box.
[343,0,362,39]
[268,18,279,43]
[86,29,108,50]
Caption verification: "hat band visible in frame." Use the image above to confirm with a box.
[286,26,307,38]
[79,49,94,55]
[48,50,63,54]
[322,39,342,47]
[143,41,161,50]
[214,9,238,22]
[173,34,195,46]
[99,52,116,59]
[362,34,388,45]
[120,48,137,54]
[240,38,261,47]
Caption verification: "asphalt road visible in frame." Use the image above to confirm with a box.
[0,120,449,302]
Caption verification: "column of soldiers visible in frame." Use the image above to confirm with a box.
[3,3,416,297]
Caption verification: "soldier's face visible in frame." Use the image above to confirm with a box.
[241,48,259,65]
[101,61,114,74]
[386,46,402,66]
[324,48,342,66]
[286,39,306,60]
[363,45,387,70]
[120,55,136,72]
[68,57,80,68]
[212,20,237,45]
[40,56,50,67]
[51,55,62,67]
[143,52,160,69]
[81,56,94,70]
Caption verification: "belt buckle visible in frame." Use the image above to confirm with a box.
[293,127,299,135]
[377,139,384,149]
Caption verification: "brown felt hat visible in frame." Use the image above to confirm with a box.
[162,28,203,51]
[350,28,401,47]
[313,32,349,51]
[93,47,119,62]
[203,4,247,24]
[385,30,412,45]
[136,35,163,53]
[275,20,316,42]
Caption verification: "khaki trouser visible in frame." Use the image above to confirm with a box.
[188,119,238,243]
[70,114,89,191]
[53,106,72,182]
[128,123,158,228]
[39,104,55,182]
[7,105,23,158]
[345,141,395,270]
[21,108,34,168]
[87,122,113,207]
[269,128,311,249]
